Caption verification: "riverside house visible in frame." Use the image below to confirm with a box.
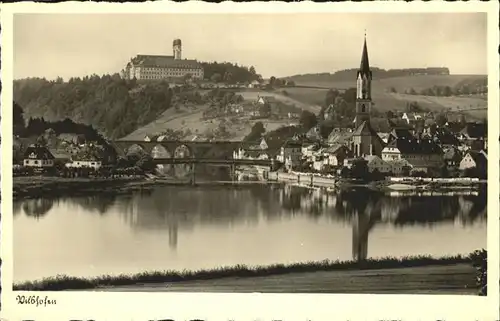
[66,154,103,170]
[364,155,392,174]
[276,140,303,171]
[459,150,487,174]
[23,145,55,168]
[381,137,443,173]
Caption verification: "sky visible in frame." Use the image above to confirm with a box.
[13,13,487,80]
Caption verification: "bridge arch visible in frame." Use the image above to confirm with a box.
[173,144,194,159]
[151,144,173,176]
[172,144,194,179]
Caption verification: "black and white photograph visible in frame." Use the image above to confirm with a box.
[7,10,493,299]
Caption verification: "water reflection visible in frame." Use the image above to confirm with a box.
[16,184,486,262]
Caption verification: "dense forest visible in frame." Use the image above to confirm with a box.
[13,75,175,139]
[200,61,262,83]
[286,67,451,83]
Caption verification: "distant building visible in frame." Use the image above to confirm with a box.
[23,145,55,168]
[123,39,204,81]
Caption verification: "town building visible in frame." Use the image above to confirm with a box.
[23,145,55,168]
[233,138,270,160]
[381,137,443,173]
[364,155,392,173]
[122,39,204,81]
[459,150,487,173]
[276,140,303,170]
[324,144,351,167]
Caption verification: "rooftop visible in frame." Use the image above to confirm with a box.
[130,55,202,69]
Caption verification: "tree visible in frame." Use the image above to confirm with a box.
[13,102,25,136]
[259,103,271,117]
[443,86,453,97]
[350,158,369,180]
[244,121,266,142]
[211,73,222,83]
[324,89,340,107]
[299,110,318,131]
[435,112,448,127]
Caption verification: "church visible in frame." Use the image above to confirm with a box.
[328,35,386,157]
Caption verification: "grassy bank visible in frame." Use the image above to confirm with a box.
[13,176,158,200]
[14,254,473,291]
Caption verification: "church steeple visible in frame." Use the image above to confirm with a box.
[355,32,373,128]
[358,33,371,78]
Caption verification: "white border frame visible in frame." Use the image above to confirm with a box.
[1,2,499,320]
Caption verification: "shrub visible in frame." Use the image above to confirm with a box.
[470,249,487,296]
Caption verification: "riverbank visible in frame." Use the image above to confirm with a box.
[94,263,477,294]
[13,176,285,201]
[13,254,476,292]
[267,171,486,192]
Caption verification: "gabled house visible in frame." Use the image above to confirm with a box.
[402,112,423,125]
[459,150,487,173]
[305,126,323,142]
[23,145,55,168]
[364,155,392,173]
[324,144,350,167]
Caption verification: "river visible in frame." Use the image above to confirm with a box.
[13,183,487,283]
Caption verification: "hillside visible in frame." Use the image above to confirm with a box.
[122,89,312,141]
[283,74,488,118]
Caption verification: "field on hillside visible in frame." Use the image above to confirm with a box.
[123,92,300,141]
[293,75,487,118]
[236,91,322,114]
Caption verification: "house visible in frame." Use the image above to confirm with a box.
[301,143,321,161]
[443,147,462,168]
[257,95,277,105]
[458,123,486,144]
[49,148,72,165]
[66,154,103,170]
[58,133,85,146]
[233,138,270,160]
[276,140,303,170]
[429,127,460,148]
[385,159,412,176]
[381,137,443,173]
[305,126,323,142]
[249,80,260,88]
[401,112,423,125]
[459,150,487,173]
[364,155,392,173]
[327,128,353,146]
[144,135,158,142]
[324,144,350,167]
[23,145,55,168]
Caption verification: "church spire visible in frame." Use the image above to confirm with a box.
[359,32,371,76]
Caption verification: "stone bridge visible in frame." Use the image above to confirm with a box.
[111,140,254,160]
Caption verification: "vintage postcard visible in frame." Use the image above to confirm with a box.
[1,1,499,321]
